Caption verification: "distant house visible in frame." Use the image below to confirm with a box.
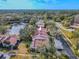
[0,35,19,50]
[70,15,79,28]
[74,15,79,25]
[30,20,49,49]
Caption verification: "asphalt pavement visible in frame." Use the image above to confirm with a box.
[56,35,77,59]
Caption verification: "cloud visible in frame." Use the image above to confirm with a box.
[32,0,58,4]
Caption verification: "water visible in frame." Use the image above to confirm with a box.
[6,22,26,35]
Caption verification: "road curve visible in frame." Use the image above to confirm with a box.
[56,35,77,59]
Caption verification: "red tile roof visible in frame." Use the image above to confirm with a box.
[9,36,17,45]
[0,35,17,45]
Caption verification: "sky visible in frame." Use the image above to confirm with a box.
[0,0,79,9]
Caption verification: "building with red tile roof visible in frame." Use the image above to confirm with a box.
[30,20,49,49]
[0,35,18,49]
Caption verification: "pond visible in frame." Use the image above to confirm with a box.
[6,22,26,35]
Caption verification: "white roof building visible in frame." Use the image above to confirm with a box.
[54,39,64,50]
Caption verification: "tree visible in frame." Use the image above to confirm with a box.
[62,16,74,27]
[72,31,79,49]
[45,20,57,37]
[29,17,37,25]
[0,26,7,34]
[20,25,35,39]
[72,31,79,38]
[20,24,36,46]
[59,54,69,59]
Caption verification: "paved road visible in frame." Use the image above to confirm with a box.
[56,35,77,59]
